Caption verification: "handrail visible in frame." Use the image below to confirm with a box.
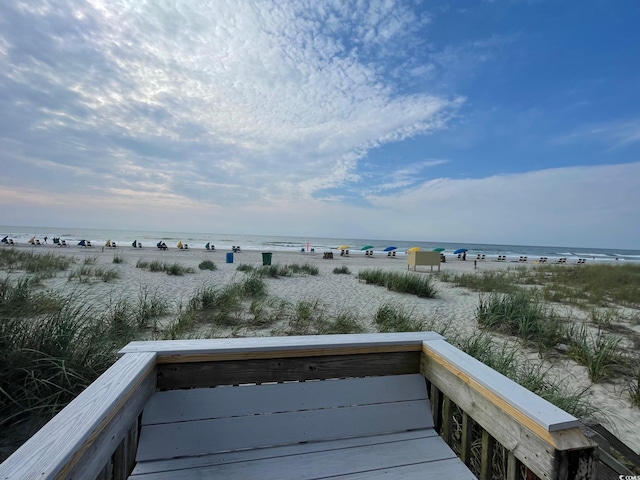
[0,352,156,480]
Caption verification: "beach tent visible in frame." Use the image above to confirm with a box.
[132,240,137,248]
[28,236,36,245]
[78,240,86,246]
[1,236,7,243]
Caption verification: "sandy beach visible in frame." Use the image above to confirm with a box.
[2,242,640,456]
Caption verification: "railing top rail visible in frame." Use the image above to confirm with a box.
[422,338,580,435]
[118,333,443,361]
[0,352,156,480]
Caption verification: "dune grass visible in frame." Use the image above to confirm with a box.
[236,263,319,277]
[358,269,437,298]
[0,249,74,277]
[198,260,216,271]
[476,291,565,352]
[332,265,351,274]
[136,260,195,276]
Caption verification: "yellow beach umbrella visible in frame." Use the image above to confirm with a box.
[407,247,421,252]
[336,245,350,250]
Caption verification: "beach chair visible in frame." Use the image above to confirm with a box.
[575,258,586,265]
[518,256,528,263]
[86,241,92,247]
[556,258,566,264]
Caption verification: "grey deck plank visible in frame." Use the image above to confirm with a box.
[131,431,436,476]
[142,374,428,425]
[130,434,462,480]
[136,399,433,461]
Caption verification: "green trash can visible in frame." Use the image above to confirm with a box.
[262,252,272,266]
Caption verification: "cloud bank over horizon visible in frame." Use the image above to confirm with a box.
[1,1,639,249]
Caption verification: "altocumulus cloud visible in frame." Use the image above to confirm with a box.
[0,0,461,211]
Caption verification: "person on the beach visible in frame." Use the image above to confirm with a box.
[43,236,48,244]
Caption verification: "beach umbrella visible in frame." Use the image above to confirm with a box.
[132,240,137,247]
[432,247,445,252]
[453,248,468,254]
[383,246,397,252]
[360,245,374,251]
[78,240,86,246]
[1,236,7,243]
[336,245,350,250]
[28,236,35,245]
[407,247,421,252]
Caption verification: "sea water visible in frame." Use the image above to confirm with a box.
[1,225,639,263]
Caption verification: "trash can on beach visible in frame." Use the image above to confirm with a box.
[262,252,272,266]
[226,252,234,264]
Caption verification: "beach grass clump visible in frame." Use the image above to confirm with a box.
[476,291,564,351]
[198,260,216,271]
[441,270,522,294]
[333,265,351,275]
[82,256,97,265]
[286,263,319,276]
[374,303,425,332]
[522,264,640,308]
[112,254,125,264]
[0,249,73,277]
[136,259,150,269]
[236,264,254,272]
[317,309,365,334]
[567,324,623,382]
[0,277,62,316]
[358,269,437,298]
[135,286,169,328]
[0,295,133,435]
[137,260,195,276]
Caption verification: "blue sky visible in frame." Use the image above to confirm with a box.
[1,1,639,248]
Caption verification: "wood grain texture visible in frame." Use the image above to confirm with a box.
[144,373,429,425]
[119,332,443,362]
[132,430,436,476]
[131,434,472,480]
[422,339,579,433]
[0,352,156,480]
[156,351,421,388]
[420,350,596,480]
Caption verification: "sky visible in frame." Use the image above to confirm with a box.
[1,1,639,249]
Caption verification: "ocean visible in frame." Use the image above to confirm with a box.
[2,225,639,263]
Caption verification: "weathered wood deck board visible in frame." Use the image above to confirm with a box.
[132,373,474,479]
[131,430,435,476]
[0,352,157,480]
[143,373,429,425]
[130,434,473,480]
[119,332,443,362]
[137,399,433,461]
[156,351,421,388]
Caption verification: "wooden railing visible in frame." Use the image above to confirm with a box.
[0,333,598,480]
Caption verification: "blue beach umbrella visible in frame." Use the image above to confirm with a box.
[383,246,397,252]
[453,248,468,254]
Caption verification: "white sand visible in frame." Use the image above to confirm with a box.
[4,244,640,455]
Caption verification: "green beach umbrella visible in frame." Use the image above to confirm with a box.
[432,247,445,252]
[360,245,374,250]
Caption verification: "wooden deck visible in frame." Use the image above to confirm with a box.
[0,333,600,480]
[131,374,474,479]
